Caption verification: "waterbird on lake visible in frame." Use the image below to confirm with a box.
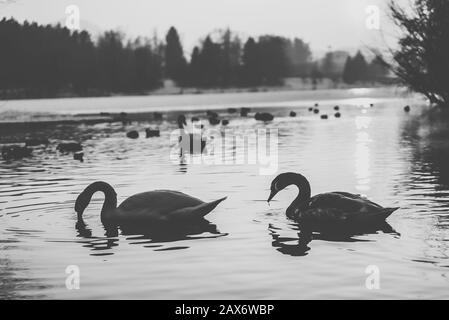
[240,107,251,117]
[25,138,50,147]
[57,141,82,152]
[208,117,221,125]
[74,181,227,225]
[404,105,411,112]
[313,109,320,114]
[267,172,398,228]
[308,107,313,112]
[255,112,274,122]
[178,115,206,153]
[334,106,340,111]
[335,112,341,118]
[126,130,139,139]
[315,103,319,107]
[1,145,32,160]
[370,103,374,107]
[74,151,84,162]
[146,128,160,138]
[321,115,328,120]
[222,119,229,126]
[290,111,297,117]
[206,110,219,118]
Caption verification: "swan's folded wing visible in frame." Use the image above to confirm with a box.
[118,190,204,213]
[308,192,382,214]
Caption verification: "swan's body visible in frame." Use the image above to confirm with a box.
[75,181,226,225]
[268,173,398,226]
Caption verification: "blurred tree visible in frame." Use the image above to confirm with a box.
[242,37,261,86]
[165,27,187,85]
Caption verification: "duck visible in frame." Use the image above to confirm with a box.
[74,151,84,162]
[313,109,320,114]
[240,107,251,117]
[206,110,219,118]
[2,145,32,160]
[126,130,139,139]
[320,114,328,120]
[25,138,50,147]
[267,172,398,227]
[208,117,221,125]
[334,106,340,111]
[290,111,297,117]
[75,181,226,225]
[57,141,83,152]
[254,112,274,122]
[335,112,341,118]
[308,107,313,112]
[178,115,206,153]
[404,105,411,112]
[145,128,160,138]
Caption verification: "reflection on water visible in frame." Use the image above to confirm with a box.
[269,220,399,257]
[75,218,227,255]
[1,91,449,299]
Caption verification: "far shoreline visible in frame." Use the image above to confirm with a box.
[0,86,416,129]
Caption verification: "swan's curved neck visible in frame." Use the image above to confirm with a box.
[285,173,312,209]
[79,181,117,221]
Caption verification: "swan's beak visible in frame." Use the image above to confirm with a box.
[267,190,277,203]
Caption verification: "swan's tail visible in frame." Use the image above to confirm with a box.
[381,207,400,219]
[360,207,399,223]
[169,197,227,220]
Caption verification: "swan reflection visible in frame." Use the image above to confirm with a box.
[76,218,227,255]
[269,220,398,257]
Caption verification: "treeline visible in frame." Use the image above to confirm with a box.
[0,18,390,99]
[0,18,163,98]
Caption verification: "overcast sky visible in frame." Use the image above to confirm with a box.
[1,0,404,57]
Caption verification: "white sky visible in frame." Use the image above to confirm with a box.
[0,0,404,57]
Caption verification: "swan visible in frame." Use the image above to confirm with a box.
[178,115,206,153]
[267,173,398,226]
[75,181,226,225]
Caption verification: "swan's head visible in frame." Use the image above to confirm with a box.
[268,172,304,203]
[268,173,288,203]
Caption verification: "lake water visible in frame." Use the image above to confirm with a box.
[1,88,449,299]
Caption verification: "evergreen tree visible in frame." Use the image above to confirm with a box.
[164,27,187,84]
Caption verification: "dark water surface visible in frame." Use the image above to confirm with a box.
[1,89,448,299]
